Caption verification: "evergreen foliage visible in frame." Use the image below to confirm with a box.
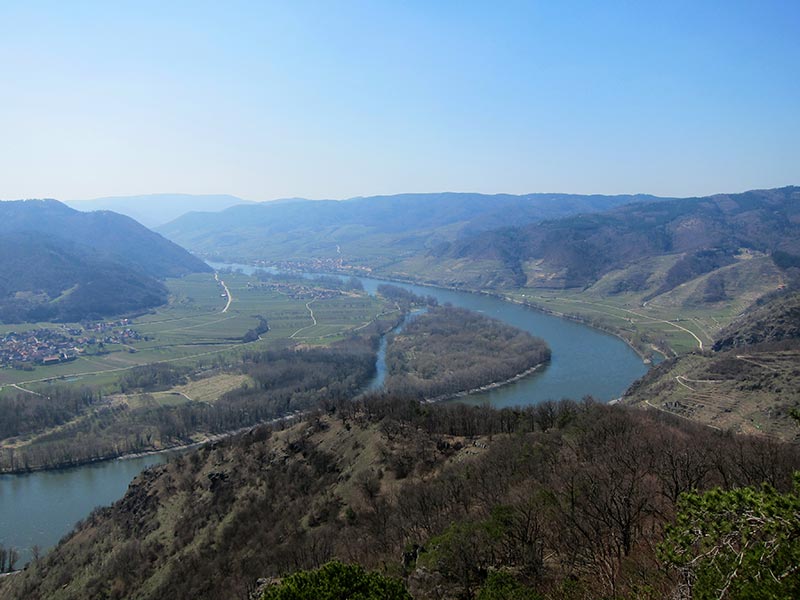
[660,474,800,599]
[260,561,411,600]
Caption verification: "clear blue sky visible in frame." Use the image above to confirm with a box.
[1,1,798,200]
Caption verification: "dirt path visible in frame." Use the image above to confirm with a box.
[153,390,194,402]
[642,398,722,430]
[552,296,706,350]
[9,383,45,397]
[735,354,779,372]
[604,304,705,350]
[289,299,318,339]
[215,272,233,313]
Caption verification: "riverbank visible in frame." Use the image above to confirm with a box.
[210,259,661,364]
[212,260,649,405]
[0,358,551,477]
[425,361,548,404]
[362,271,668,362]
[0,414,303,476]
[496,294,669,362]
[381,305,551,402]
[1,264,649,567]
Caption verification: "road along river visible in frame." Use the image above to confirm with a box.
[0,265,648,565]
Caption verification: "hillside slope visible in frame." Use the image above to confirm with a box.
[0,200,210,322]
[713,289,800,351]
[0,200,210,278]
[156,192,670,264]
[2,399,797,600]
[624,289,800,440]
[403,186,800,290]
[0,235,167,323]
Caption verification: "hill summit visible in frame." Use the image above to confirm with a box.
[0,200,210,322]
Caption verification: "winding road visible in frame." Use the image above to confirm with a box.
[215,273,233,313]
[289,300,318,339]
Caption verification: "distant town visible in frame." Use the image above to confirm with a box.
[246,280,344,301]
[0,319,142,369]
[250,257,373,275]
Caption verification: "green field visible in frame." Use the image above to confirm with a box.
[495,255,782,358]
[504,289,733,357]
[0,272,390,393]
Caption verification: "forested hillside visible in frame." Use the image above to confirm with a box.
[713,288,800,351]
[156,192,669,263]
[402,186,800,291]
[0,200,210,322]
[2,399,797,599]
[0,200,210,278]
[0,235,167,323]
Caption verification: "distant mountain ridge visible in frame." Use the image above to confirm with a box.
[406,186,800,289]
[66,193,252,228]
[0,199,210,278]
[0,200,210,322]
[157,191,673,262]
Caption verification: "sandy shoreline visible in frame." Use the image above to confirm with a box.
[424,361,548,404]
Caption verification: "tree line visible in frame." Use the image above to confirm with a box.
[5,397,797,599]
[0,337,376,472]
[384,306,550,399]
[377,284,438,311]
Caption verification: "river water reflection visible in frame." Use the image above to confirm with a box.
[212,262,649,407]
[0,454,170,566]
[0,263,648,564]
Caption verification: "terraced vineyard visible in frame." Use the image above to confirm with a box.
[625,349,800,441]
[503,257,783,358]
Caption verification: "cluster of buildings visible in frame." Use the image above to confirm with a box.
[254,257,372,275]
[247,281,342,301]
[83,319,142,346]
[0,329,79,367]
[0,320,143,368]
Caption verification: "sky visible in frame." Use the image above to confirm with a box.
[0,1,798,201]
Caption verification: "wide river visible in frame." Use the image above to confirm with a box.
[0,266,648,564]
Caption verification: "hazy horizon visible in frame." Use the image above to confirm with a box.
[3,183,797,207]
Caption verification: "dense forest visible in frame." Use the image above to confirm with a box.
[0,386,102,442]
[384,306,550,399]
[2,398,797,599]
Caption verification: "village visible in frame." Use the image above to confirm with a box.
[252,257,373,275]
[246,280,343,301]
[0,319,142,368]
